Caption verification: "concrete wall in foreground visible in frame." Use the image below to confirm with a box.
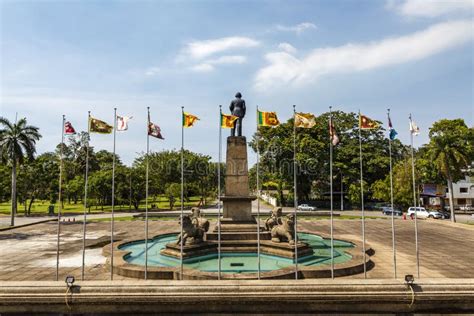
[0,279,473,314]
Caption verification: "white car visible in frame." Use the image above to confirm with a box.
[297,204,316,211]
[407,207,442,219]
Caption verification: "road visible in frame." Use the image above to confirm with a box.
[2,201,472,228]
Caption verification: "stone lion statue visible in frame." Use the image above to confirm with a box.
[265,207,283,231]
[176,214,205,246]
[191,207,210,233]
[271,213,296,245]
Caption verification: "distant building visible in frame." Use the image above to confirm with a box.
[448,175,474,210]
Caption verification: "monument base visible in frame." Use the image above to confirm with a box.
[160,242,218,259]
[161,238,314,260]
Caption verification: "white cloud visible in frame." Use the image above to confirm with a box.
[191,63,215,72]
[182,36,260,60]
[190,55,247,73]
[254,20,473,91]
[387,0,474,17]
[207,55,247,65]
[276,22,317,34]
[278,42,297,54]
[144,67,160,76]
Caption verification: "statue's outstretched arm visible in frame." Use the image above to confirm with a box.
[242,100,246,117]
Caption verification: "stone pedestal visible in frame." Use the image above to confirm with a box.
[221,136,256,222]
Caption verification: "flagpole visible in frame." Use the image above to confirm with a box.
[340,171,344,211]
[180,106,185,280]
[292,105,299,280]
[256,106,261,280]
[81,111,91,281]
[409,113,420,279]
[388,109,397,279]
[145,107,150,280]
[358,111,367,278]
[109,108,117,280]
[55,115,65,281]
[129,170,132,210]
[329,107,335,279]
[218,105,222,280]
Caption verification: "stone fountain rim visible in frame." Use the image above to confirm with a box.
[103,230,374,280]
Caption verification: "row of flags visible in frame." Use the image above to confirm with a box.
[62,109,421,143]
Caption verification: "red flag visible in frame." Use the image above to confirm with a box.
[64,121,76,135]
[148,122,164,139]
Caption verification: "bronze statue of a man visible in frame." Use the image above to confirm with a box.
[230,92,246,137]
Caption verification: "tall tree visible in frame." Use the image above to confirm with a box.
[428,119,474,222]
[0,117,41,226]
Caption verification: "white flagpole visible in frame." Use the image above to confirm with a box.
[358,111,367,278]
[329,107,335,279]
[129,170,132,210]
[81,111,91,281]
[256,106,261,280]
[218,105,222,280]
[180,106,185,280]
[388,109,397,279]
[409,113,420,279]
[340,171,344,211]
[292,105,298,280]
[145,107,150,280]
[110,108,117,280]
[55,114,65,281]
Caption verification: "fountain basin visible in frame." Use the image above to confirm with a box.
[107,231,373,279]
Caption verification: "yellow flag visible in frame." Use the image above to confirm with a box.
[89,117,112,134]
[183,112,199,128]
[257,110,280,127]
[221,113,238,129]
[295,112,316,128]
[359,114,379,130]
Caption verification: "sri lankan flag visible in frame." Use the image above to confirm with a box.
[221,113,238,129]
[257,110,280,127]
[359,114,379,130]
[183,112,199,128]
[295,112,316,128]
[89,116,113,134]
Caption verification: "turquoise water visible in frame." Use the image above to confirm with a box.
[119,233,354,273]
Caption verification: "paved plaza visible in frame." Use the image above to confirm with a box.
[0,216,473,282]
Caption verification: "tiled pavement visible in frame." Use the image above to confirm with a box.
[0,217,473,281]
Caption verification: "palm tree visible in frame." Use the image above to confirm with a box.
[428,119,473,223]
[0,117,41,226]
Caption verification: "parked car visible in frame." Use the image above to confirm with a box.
[438,210,451,219]
[381,207,402,216]
[407,207,442,219]
[297,204,316,211]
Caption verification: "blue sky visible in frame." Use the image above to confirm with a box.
[1,0,473,166]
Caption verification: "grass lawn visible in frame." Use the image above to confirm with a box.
[0,196,215,216]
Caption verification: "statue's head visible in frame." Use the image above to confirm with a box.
[235,92,242,98]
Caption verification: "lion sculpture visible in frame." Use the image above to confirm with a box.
[176,214,205,246]
[270,213,296,245]
[191,207,210,233]
[265,207,283,231]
